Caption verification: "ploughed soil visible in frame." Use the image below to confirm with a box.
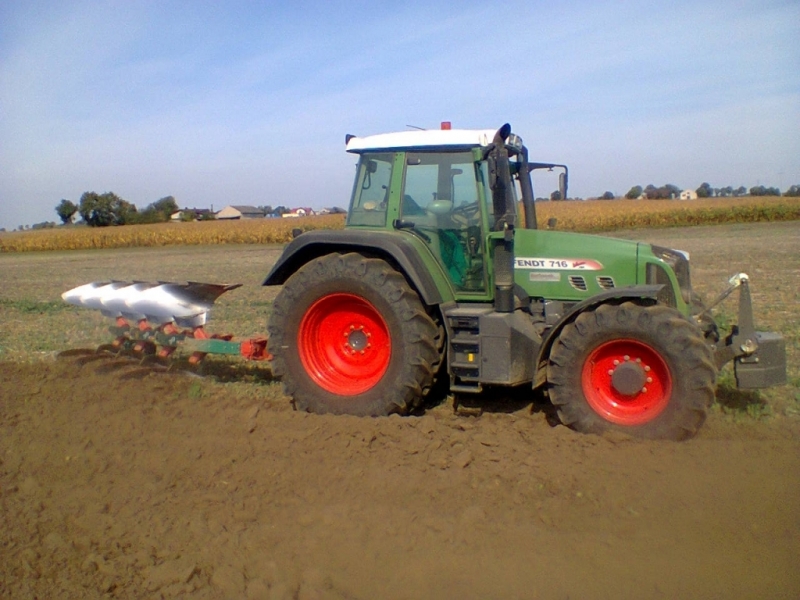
[1,357,799,599]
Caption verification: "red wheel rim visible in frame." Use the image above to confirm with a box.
[298,293,391,395]
[581,338,672,426]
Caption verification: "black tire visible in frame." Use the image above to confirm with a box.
[268,252,441,416]
[547,302,716,440]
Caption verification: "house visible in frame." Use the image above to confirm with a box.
[281,207,315,218]
[679,190,698,201]
[215,205,265,220]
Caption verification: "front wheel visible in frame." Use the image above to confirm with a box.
[547,302,716,440]
[268,253,441,416]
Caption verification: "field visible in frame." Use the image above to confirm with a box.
[1,196,798,253]
[1,221,799,599]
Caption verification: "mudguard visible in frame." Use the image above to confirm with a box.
[533,285,663,387]
[262,230,452,306]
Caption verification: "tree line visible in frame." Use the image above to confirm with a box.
[532,182,797,202]
[55,194,317,228]
[606,183,798,200]
[55,193,194,227]
[51,194,347,228]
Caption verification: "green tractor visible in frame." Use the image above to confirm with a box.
[264,123,786,440]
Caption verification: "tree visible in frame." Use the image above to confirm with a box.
[32,221,56,230]
[717,186,733,197]
[748,185,779,196]
[696,182,713,198]
[550,190,562,201]
[785,184,800,197]
[600,191,615,200]
[625,185,643,199]
[55,199,78,224]
[152,196,178,218]
[664,184,681,199]
[78,191,137,227]
[643,183,681,200]
[132,195,179,224]
[735,186,747,197]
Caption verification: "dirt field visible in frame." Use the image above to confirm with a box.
[1,222,799,599]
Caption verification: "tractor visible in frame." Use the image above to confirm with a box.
[263,122,786,440]
[62,123,786,440]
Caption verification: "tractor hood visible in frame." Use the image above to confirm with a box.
[512,229,644,301]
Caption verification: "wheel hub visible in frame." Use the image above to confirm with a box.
[610,360,647,396]
[345,326,370,353]
[582,339,672,426]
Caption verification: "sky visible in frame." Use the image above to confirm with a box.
[1,0,798,230]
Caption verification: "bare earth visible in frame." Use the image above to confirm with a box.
[1,222,799,599]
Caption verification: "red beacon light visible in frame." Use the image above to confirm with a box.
[440,121,452,130]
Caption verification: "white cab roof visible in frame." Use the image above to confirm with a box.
[346,128,498,153]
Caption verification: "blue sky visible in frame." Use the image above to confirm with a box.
[1,0,798,230]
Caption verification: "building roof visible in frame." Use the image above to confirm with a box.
[229,205,264,214]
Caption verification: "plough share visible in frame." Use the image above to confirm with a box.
[62,281,270,365]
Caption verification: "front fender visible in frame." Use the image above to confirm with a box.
[533,285,663,388]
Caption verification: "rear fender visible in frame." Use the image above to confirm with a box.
[262,230,454,306]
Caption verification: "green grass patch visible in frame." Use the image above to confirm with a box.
[0,298,70,313]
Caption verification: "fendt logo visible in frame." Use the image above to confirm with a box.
[515,257,604,271]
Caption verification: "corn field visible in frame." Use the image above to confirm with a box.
[532,196,799,232]
[0,214,346,252]
[1,197,797,253]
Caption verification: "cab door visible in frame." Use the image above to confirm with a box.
[400,151,489,295]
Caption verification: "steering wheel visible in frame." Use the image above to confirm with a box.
[451,201,480,219]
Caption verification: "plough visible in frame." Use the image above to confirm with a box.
[62,281,270,364]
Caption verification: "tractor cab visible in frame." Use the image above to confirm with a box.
[344,123,549,295]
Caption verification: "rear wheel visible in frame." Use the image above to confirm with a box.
[547,302,716,440]
[268,253,441,416]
